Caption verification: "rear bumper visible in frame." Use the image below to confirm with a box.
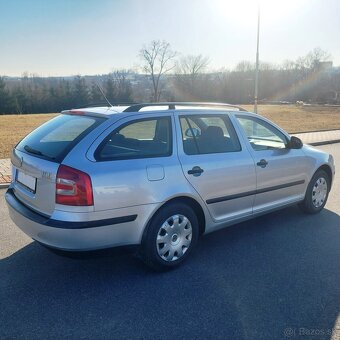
[5,188,140,251]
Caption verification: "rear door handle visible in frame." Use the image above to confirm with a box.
[256,159,268,168]
[188,166,204,176]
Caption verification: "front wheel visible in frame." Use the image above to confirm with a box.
[140,203,199,271]
[299,169,330,214]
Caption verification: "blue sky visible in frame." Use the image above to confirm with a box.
[1,0,340,76]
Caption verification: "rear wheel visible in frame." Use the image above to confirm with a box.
[140,203,199,271]
[299,169,330,214]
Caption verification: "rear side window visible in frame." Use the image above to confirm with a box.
[16,114,104,162]
[179,115,241,155]
[95,117,172,161]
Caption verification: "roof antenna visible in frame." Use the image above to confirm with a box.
[95,81,113,107]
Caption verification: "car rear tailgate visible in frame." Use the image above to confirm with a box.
[11,149,59,216]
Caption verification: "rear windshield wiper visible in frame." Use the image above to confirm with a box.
[24,145,55,160]
[24,145,43,156]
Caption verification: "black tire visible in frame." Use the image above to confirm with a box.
[140,203,199,271]
[299,169,330,214]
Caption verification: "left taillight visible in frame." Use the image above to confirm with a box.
[56,165,93,206]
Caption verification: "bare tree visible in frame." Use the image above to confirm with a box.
[235,61,254,72]
[294,47,331,71]
[139,40,177,101]
[305,47,331,69]
[171,54,210,100]
[177,54,209,88]
[178,54,209,76]
[111,70,133,102]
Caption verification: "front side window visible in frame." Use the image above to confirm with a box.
[236,116,288,151]
[95,117,172,160]
[179,115,241,155]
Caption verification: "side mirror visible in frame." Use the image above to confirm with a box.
[287,136,303,149]
[185,128,201,138]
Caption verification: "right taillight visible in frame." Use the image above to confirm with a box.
[56,165,93,206]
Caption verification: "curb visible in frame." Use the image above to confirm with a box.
[291,128,340,135]
[308,139,340,147]
[0,139,339,191]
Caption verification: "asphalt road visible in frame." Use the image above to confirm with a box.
[1,144,339,339]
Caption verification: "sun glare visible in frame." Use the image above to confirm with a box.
[215,0,307,26]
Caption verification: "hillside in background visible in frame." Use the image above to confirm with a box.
[1,49,340,114]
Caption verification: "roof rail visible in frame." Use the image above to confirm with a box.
[122,102,248,112]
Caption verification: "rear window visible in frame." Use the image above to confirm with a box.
[16,114,104,162]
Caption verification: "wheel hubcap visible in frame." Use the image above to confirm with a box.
[312,177,328,208]
[171,234,179,244]
[156,214,192,262]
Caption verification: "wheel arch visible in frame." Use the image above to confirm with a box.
[299,163,333,214]
[141,195,207,243]
[315,164,333,188]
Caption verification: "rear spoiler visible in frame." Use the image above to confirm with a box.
[61,109,111,119]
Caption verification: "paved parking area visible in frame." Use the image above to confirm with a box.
[0,143,339,339]
[295,129,340,146]
[0,158,11,185]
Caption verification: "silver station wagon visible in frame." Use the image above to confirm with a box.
[6,103,335,270]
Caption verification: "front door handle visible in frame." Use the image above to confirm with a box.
[188,166,204,176]
[256,159,268,168]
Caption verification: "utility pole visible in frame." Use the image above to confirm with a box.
[254,5,260,113]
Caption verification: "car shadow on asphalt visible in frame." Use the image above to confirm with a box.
[1,206,339,339]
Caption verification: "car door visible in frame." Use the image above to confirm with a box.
[234,114,309,213]
[175,111,256,223]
